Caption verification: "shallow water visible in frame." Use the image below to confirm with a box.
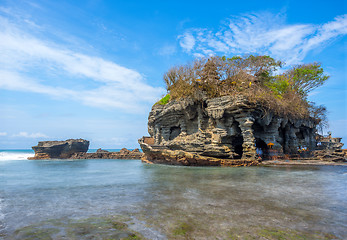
[0,156,346,239]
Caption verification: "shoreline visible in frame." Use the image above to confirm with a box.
[259,159,347,166]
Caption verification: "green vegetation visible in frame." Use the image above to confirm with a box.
[156,94,171,105]
[162,55,329,127]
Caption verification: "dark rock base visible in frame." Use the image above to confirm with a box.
[140,142,259,167]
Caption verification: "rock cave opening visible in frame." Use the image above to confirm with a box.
[255,138,269,158]
[232,136,243,159]
[278,127,286,153]
[169,126,181,140]
[295,129,304,141]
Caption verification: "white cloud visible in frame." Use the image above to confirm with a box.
[0,132,7,136]
[178,32,196,52]
[12,132,49,138]
[0,15,164,112]
[178,13,347,65]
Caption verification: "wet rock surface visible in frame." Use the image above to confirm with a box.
[139,96,319,166]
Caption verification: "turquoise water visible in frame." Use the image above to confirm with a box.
[0,150,346,239]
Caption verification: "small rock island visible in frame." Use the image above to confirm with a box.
[139,55,346,166]
[28,139,143,160]
[29,139,89,159]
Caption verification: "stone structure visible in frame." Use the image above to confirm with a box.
[316,133,344,150]
[29,139,89,159]
[310,133,345,162]
[139,96,317,166]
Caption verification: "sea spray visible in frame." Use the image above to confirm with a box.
[0,150,34,161]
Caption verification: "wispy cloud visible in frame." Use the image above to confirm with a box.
[158,44,176,56]
[178,32,196,52]
[12,132,49,138]
[0,132,7,136]
[178,13,347,64]
[0,15,164,112]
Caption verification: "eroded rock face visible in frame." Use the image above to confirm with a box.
[29,139,90,159]
[139,96,317,166]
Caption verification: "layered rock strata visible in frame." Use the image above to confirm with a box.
[139,96,317,166]
[311,149,346,162]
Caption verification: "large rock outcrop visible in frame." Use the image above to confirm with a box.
[29,139,89,159]
[139,96,317,166]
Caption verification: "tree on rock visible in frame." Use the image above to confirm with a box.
[160,55,329,125]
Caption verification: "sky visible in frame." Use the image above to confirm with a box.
[0,0,346,149]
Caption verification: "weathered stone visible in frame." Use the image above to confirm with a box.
[96,148,109,153]
[139,141,257,166]
[312,149,347,162]
[139,96,320,166]
[67,148,143,160]
[29,140,143,160]
[29,139,89,159]
[316,134,344,150]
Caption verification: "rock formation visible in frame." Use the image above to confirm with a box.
[312,149,346,162]
[29,139,89,159]
[29,139,143,160]
[316,134,344,150]
[139,96,317,166]
[70,148,143,159]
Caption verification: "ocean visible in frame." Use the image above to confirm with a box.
[0,150,346,239]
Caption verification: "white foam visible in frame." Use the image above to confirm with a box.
[0,151,34,161]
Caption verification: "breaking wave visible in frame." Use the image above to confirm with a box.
[0,151,34,161]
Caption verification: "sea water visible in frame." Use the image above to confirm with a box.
[0,150,346,239]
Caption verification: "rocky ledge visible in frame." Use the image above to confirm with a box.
[28,139,143,160]
[140,140,257,166]
[139,96,345,167]
[70,148,143,159]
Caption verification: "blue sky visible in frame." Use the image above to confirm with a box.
[0,0,346,149]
